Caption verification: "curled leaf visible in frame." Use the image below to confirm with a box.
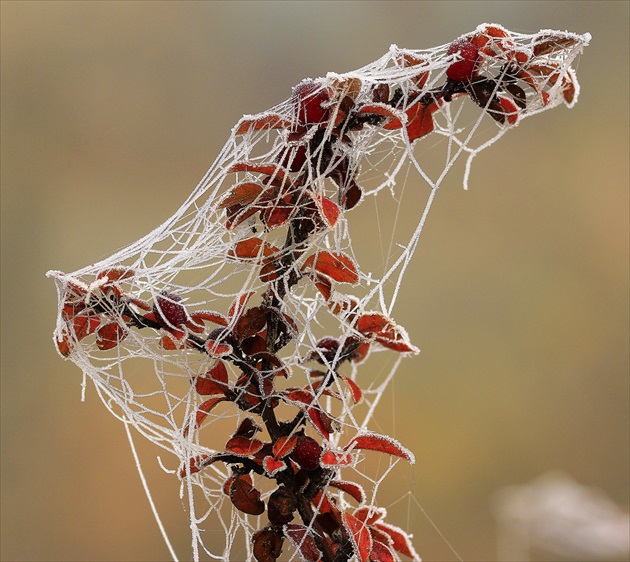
[344,432,415,464]
[302,251,359,284]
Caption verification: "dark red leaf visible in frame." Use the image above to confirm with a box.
[225,435,264,456]
[329,480,365,503]
[252,527,284,562]
[273,434,298,459]
[307,407,334,439]
[235,113,291,136]
[344,432,414,464]
[356,312,418,354]
[342,512,373,562]
[233,417,261,438]
[205,338,233,357]
[283,524,322,562]
[234,306,267,341]
[195,360,229,395]
[229,474,265,515]
[372,521,419,560]
[55,331,72,357]
[311,274,332,301]
[96,322,127,350]
[302,251,359,284]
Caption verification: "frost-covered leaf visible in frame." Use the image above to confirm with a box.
[369,540,396,562]
[302,251,359,284]
[235,113,291,136]
[263,456,286,476]
[96,322,127,350]
[195,360,229,395]
[329,480,365,503]
[342,512,373,562]
[273,434,298,459]
[225,435,264,456]
[229,474,265,516]
[345,432,415,464]
[283,524,322,562]
[373,521,420,560]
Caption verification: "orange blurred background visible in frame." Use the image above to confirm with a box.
[1,2,628,561]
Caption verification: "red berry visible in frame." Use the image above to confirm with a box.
[153,292,187,328]
[446,38,479,82]
[290,435,322,471]
[293,81,330,126]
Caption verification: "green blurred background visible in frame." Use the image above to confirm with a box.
[1,2,628,561]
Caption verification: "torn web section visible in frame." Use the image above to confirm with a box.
[48,24,589,562]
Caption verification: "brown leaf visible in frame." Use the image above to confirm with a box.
[218,182,265,209]
[283,524,322,562]
[252,527,284,562]
[230,238,280,261]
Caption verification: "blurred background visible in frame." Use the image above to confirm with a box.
[1,2,627,561]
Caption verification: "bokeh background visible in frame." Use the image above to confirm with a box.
[2,2,628,561]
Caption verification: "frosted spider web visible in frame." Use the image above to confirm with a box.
[48,25,589,562]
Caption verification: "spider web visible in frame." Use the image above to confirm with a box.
[48,25,589,561]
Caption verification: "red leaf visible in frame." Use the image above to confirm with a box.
[225,435,264,456]
[369,540,396,562]
[344,432,415,464]
[263,456,286,476]
[230,238,280,261]
[283,524,322,562]
[282,388,315,406]
[218,182,265,209]
[225,204,259,230]
[353,506,387,526]
[96,322,127,350]
[235,113,291,135]
[311,274,332,301]
[273,434,298,459]
[357,103,404,130]
[234,306,267,341]
[356,312,418,354]
[55,332,72,357]
[302,251,359,284]
[311,194,341,227]
[320,450,354,467]
[227,163,291,189]
[372,521,419,560]
[96,266,134,282]
[233,417,261,438]
[307,407,334,440]
[195,360,229,395]
[73,314,100,341]
[189,396,227,434]
[205,338,233,357]
[340,375,363,404]
[342,512,373,562]
[261,202,293,229]
[229,474,265,516]
[406,102,438,143]
[329,480,365,503]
